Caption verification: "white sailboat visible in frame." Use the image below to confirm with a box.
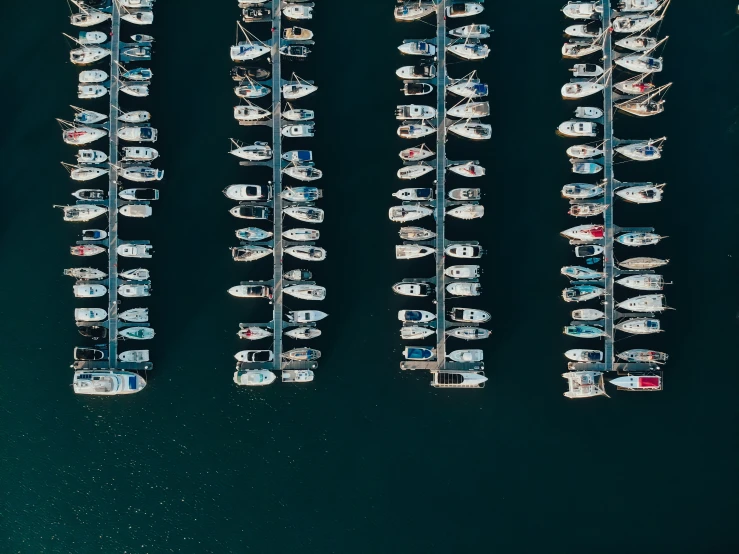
[616,183,664,204]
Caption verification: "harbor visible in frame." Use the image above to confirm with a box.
[393,0,490,388]
[560,0,672,398]
[60,0,157,394]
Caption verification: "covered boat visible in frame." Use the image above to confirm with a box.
[562,285,604,303]
[404,347,435,361]
[562,325,605,338]
[614,318,662,334]
[398,310,435,323]
[610,375,662,390]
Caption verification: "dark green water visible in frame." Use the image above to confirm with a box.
[2,1,739,552]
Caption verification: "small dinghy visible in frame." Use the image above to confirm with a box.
[617,184,664,203]
[562,325,605,338]
[616,274,665,290]
[447,205,484,220]
[77,149,107,164]
[400,326,435,340]
[448,162,485,177]
[284,269,312,281]
[234,82,271,98]
[287,310,328,323]
[62,126,107,145]
[71,167,108,181]
[561,81,604,99]
[283,26,313,40]
[402,82,434,96]
[284,284,326,301]
[394,1,436,21]
[616,294,667,313]
[388,204,433,223]
[119,284,151,297]
[283,228,320,241]
[618,257,669,270]
[398,41,437,56]
[404,347,435,361]
[284,348,321,362]
[395,245,434,259]
[120,268,150,281]
[399,227,436,241]
[73,284,107,298]
[560,266,604,280]
[569,203,608,217]
[397,164,434,180]
[574,106,603,119]
[82,229,107,241]
[59,204,107,222]
[616,232,665,247]
[398,310,435,323]
[572,309,605,321]
[397,122,435,139]
[283,108,314,121]
[448,349,484,363]
[119,327,155,340]
[561,224,604,242]
[64,267,107,280]
[236,227,273,242]
[448,188,481,201]
[445,265,480,278]
[447,282,481,297]
[72,189,106,201]
[565,349,603,362]
[558,121,597,137]
[617,349,668,364]
[567,144,603,158]
[575,245,604,258]
[446,327,491,341]
[392,282,433,297]
[445,244,483,259]
[231,246,273,262]
[449,24,491,39]
[396,62,436,80]
[79,69,108,83]
[118,350,150,362]
[615,318,662,334]
[117,244,153,258]
[393,188,433,201]
[571,161,602,174]
[562,183,604,199]
[285,246,327,261]
[449,308,490,323]
[285,206,324,223]
[285,327,322,340]
[122,67,153,81]
[71,244,106,257]
[562,285,605,303]
[120,308,148,322]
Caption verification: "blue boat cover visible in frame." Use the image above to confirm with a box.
[128,376,137,389]
[297,150,311,161]
[406,311,421,321]
[407,348,430,360]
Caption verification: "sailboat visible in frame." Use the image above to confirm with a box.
[230,22,270,61]
[282,74,317,100]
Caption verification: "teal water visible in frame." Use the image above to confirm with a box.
[2,1,739,552]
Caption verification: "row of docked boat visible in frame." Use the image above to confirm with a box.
[392,1,489,389]
[63,0,158,396]
[559,0,671,398]
[229,0,318,387]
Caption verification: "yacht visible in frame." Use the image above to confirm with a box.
[234,104,271,121]
[119,188,159,201]
[395,245,434,259]
[122,67,153,81]
[615,55,663,73]
[574,245,603,257]
[397,122,435,139]
[446,327,490,340]
[567,144,603,158]
[395,104,436,120]
[283,228,320,241]
[558,121,597,137]
[79,69,108,83]
[282,150,313,163]
[223,184,272,201]
[70,10,111,27]
[284,284,326,301]
[615,232,664,246]
[120,308,149,322]
[284,3,313,20]
[70,167,108,181]
[285,206,324,223]
[287,310,328,323]
[562,41,601,58]
[230,42,270,62]
[616,140,663,161]
[569,203,608,217]
[571,63,603,78]
[448,349,484,363]
[242,6,271,21]
[233,370,277,386]
[399,227,435,241]
[282,123,315,138]
[572,308,605,320]
[75,308,107,322]
[71,245,105,257]
[231,246,273,262]
[613,14,661,33]
[392,282,433,297]
[122,146,158,160]
[400,144,435,161]
[445,265,480,278]
[449,121,491,140]
[284,269,312,281]
[119,284,150,298]
[565,23,601,38]
[283,26,313,40]
[450,308,490,323]
[81,228,107,241]
[121,11,154,24]
[616,36,658,52]
[400,326,435,340]
[565,349,604,362]
[402,82,434,96]
[282,81,317,100]
[398,310,435,323]
[283,108,314,121]
[562,325,605,338]
[448,40,491,60]
[62,126,107,145]
[617,349,668,364]
[394,2,436,22]
[70,46,110,65]
[285,327,322,340]
[117,244,153,258]
[393,188,433,201]
[562,285,604,303]
[398,41,437,56]
[562,183,603,199]
[71,188,105,201]
[447,282,481,297]
[616,274,664,290]
[285,246,327,261]
[610,375,662,390]
[404,347,435,361]
[449,24,491,39]
[614,318,662,334]
[561,224,604,241]
[398,164,434,180]
[120,268,150,281]
[117,126,157,142]
[59,204,107,222]
[236,227,272,241]
[618,257,669,270]
[447,205,484,220]
[120,205,152,218]
[616,294,667,312]
[73,284,107,298]
[574,107,603,120]
[118,350,150,363]
[448,187,481,200]
[396,63,436,80]
[73,371,146,395]
[445,244,483,258]
[561,81,604,99]
[562,371,606,399]
[447,102,490,119]
[388,204,433,222]
[283,165,322,181]
[64,267,107,280]
[230,141,272,160]
[562,1,602,19]
[121,166,163,182]
[446,2,484,17]
[228,285,273,299]
[234,82,271,98]
[561,266,604,279]
[280,45,311,59]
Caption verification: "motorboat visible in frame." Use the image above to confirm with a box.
[117,126,157,142]
[231,66,270,82]
[73,284,107,298]
[73,108,107,124]
[117,244,153,258]
[283,26,313,40]
[122,147,158,161]
[572,309,605,320]
[400,144,434,161]
[616,232,664,246]
[283,108,314,121]
[72,189,106,201]
[561,81,604,99]
[231,246,273,262]
[70,46,110,65]
[242,6,271,21]
[120,268,150,281]
[397,164,434,180]
[118,349,150,362]
[78,325,107,340]
[445,244,483,258]
[448,188,481,200]
[449,162,485,178]
[119,188,159,201]
[617,349,668,364]
[397,122,435,139]
[448,40,491,61]
[234,82,271,98]
[284,284,326,301]
[562,285,604,302]
[616,36,658,52]
[449,308,490,323]
[234,104,271,121]
[284,348,321,362]
[616,294,667,312]
[565,349,603,362]
[567,144,603,158]
[447,349,483,363]
[285,246,327,261]
[283,165,322,181]
[447,205,484,220]
[285,206,324,223]
[284,3,313,20]
[282,150,313,163]
[574,244,604,257]
[404,347,435,361]
[613,14,661,33]
[396,63,436,80]
[569,203,608,217]
[287,310,328,323]
[449,24,491,39]
[233,370,277,386]
[398,41,437,56]
[447,78,488,98]
[562,183,603,199]
[448,121,491,140]
[59,204,107,222]
[394,2,436,22]
[388,204,433,222]
[79,69,108,83]
[395,245,434,259]
[119,284,151,297]
[228,285,273,298]
[122,46,151,59]
[120,205,152,218]
[70,10,111,28]
[558,121,597,137]
[392,282,433,297]
[223,184,272,201]
[62,126,107,145]
[561,224,605,242]
[395,104,436,120]
[282,81,318,100]
[393,188,433,201]
[446,327,490,340]
[447,101,490,119]
[564,23,601,38]
[616,274,664,290]
[447,282,481,296]
[445,265,480,278]
[70,167,108,181]
[282,123,315,138]
[120,308,149,322]
[399,227,435,241]
[402,82,434,96]
[610,375,662,390]
[75,308,107,322]
[571,63,603,77]
[561,266,604,279]
[119,111,151,124]
[562,325,605,338]
[81,229,107,241]
[284,269,312,281]
[616,140,663,161]
[615,55,663,73]
[618,0,660,10]
[236,227,273,242]
[122,67,153,81]
[446,3,484,17]
[400,326,435,340]
[614,318,662,334]
[574,107,603,119]
[230,205,271,220]
[230,141,272,160]
[64,267,107,280]
[74,347,105,361]
[280,44,311,59]
[285,327,322,340]
[230,42,269,62]
[121,166,163,182]
[234,350,274,362]
[562,2,602,19]
[132,33,154,42]
[618,257,669,270]
[73,371,146,395]
[283,228,320,241]
[562,41,601,58]
[121,11,154,25]
[398,310,435,323]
